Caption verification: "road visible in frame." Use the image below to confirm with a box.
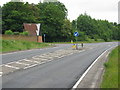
[2,42,118,88]
[2,44,71,64]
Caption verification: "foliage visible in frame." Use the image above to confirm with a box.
[20,31,29,36]
[37,2,68,42]
[2,1,120,42]
[2,2,39,33]
[76,13,120,41]
[2,39,50,53]
[101,46,119,88]
[5,30,14,35]
[61,19,73,40]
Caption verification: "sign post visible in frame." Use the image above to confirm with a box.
[74,32,79,50]
[44,34,46,42]
[36,24,41,42]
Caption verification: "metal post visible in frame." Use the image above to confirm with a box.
[44,34,45,42]
[44,36,45,42]
[76,37,78,50]
[76,20,78,50]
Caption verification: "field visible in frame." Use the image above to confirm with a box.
[100,46,119,88]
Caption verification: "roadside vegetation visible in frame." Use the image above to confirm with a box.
[101,46,119,88]
[1,39,50,53]
[1,1,120,42]
[0,1,119,52]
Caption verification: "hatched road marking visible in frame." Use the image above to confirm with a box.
[1,48,86,76]
[5,65,19,69]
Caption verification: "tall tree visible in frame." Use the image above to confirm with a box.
[37,2,67,41]
[2,2,39,33]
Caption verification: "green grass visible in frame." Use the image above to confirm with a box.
[100,46,119,88]
[1,39,50,53]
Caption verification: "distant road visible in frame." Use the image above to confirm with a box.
[2,42,118,88]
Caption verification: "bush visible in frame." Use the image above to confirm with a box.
[5,30,14,35]
[20,31,29,36]
[14,32,19,35]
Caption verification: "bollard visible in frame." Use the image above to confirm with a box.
[81,43,83,48]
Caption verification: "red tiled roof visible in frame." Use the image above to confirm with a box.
[23,23,37,36]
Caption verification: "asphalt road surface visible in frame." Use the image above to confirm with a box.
[2,44,71,64]
[2,42,118,88]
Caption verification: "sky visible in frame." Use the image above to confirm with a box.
[0,0,119,23]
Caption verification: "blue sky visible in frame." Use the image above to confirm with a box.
[1,0,119,23]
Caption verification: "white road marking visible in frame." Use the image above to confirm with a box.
[15,62,29,66]
[24,59,40,64]
[32,57,40,60]
[1,48,88,76]
[5,65,19,69]
[23,59,33,62]
[0,72,3,74]
[72,46,116,89]
[24,64,38,69]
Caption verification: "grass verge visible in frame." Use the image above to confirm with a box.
[1,39,50,53]
[100,46,119,88]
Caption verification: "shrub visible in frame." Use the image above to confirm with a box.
[20,31,29,36]
[5,30,14,35]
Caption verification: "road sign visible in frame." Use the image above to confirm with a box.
[74,32,79,37]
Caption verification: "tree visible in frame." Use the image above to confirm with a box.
[76,13,119,41]
[61,19,73,41]
[37,2,68,41]
[2,2,39,33]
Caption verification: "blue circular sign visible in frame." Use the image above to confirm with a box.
[74,32,79,37]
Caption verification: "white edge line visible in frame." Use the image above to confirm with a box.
[72,46,117,89]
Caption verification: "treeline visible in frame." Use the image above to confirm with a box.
[1,1,120,42]
[74,14,120,41]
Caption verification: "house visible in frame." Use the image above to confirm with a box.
[23,23,43,43]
